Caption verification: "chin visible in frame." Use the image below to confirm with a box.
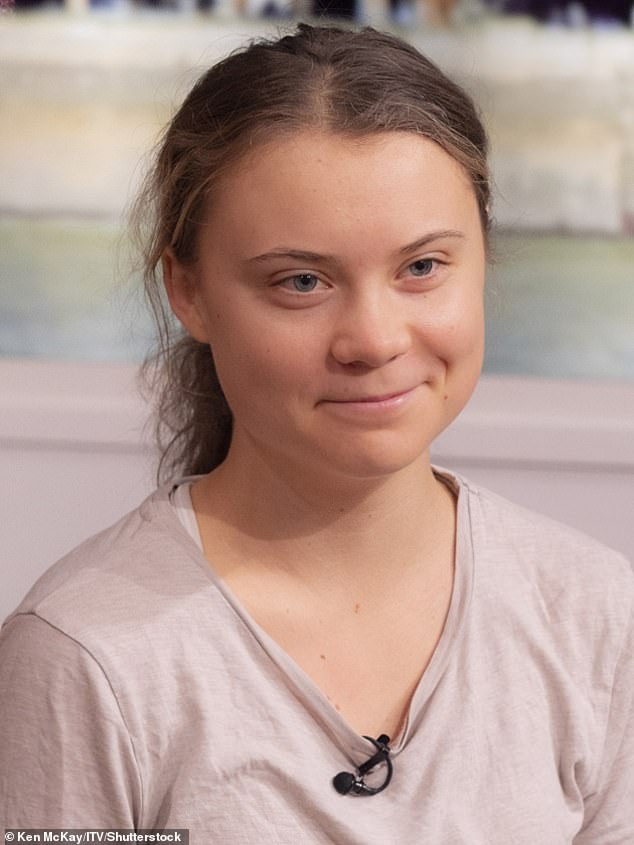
[317,432,433,481]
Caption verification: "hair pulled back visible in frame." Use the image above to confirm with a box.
[133,23,491,483]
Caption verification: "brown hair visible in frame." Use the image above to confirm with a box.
[132,23,491,483]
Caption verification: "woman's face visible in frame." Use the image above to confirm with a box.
[167,130,486,482]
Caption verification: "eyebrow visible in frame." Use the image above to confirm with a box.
[245,230,465,265]
[246,248,336,265]
[398,230,465,255]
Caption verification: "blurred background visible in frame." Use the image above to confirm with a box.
[1,0,634,376]
[1,2,633,619]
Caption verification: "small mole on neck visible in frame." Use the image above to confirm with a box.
[354,603,360,614]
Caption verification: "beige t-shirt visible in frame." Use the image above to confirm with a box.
[1,470,633,843]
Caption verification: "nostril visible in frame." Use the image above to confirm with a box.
[330,335,410,369]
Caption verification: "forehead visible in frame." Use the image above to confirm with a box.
[202,130,481,252]
[225,129,473,194]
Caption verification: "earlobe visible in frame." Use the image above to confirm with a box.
[162,249,210,344]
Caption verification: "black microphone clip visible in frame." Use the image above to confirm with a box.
[333,734,393,796]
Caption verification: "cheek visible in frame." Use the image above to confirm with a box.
[451,307,485,362]
[444,300,485,409]
[208,313,320,412]
[424,299,484,427]
[420,288,485,365]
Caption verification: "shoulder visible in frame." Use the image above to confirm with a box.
[0,480,243,788]
[444,472,634,816]
[0,612,142,826]
[451,469,633,664]
[1,480,214,661]
[457,470,632,584]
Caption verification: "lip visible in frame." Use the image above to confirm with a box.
[319,386,419,410]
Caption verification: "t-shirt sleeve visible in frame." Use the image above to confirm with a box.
[574,597,634,844]
[0,612,142,828]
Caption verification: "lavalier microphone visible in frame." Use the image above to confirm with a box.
[332,734,393,796]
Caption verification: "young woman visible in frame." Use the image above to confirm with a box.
[1,24,632,842]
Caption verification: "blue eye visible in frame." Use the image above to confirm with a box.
[409,259,434,277]
[289,274,320,292]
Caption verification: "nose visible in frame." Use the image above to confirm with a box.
[329,288,412,368]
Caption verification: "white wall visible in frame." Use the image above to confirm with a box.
[2,359,633,623]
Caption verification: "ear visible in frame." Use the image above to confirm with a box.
[162,248,210,344]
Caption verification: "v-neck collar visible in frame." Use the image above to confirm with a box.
[143,467,474,761]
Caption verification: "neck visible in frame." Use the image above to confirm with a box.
[191,435,456,593]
